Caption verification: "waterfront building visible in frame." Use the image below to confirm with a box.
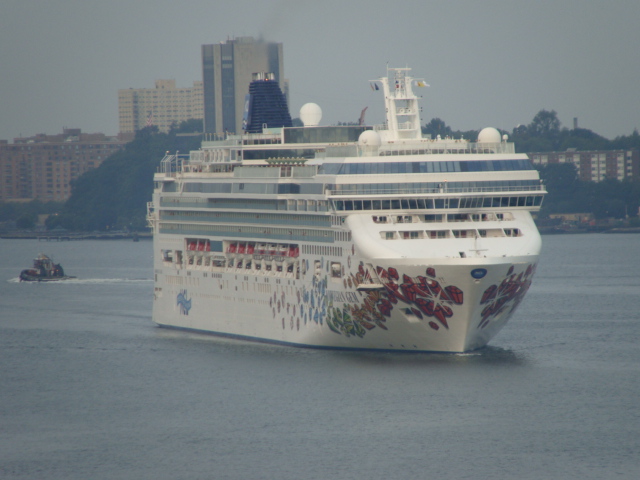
[0,129,125,202]
[202,37,286,135]
[529,149,640,182]
[118,80,204,135]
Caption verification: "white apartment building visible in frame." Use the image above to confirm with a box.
[118,80,203,134]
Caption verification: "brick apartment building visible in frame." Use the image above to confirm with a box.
[528,149,640,182]
[0,128,126,202]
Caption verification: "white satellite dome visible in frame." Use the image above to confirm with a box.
[358,130,381,156]
[299,103,322,127]
[358,130,382,147]
[477,127,502,143]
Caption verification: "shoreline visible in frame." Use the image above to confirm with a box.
[538,226,640,235]
[0,232,152,241]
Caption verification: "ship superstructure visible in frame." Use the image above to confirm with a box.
[148,67,545,352]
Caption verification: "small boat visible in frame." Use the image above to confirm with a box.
[19,254,75,282]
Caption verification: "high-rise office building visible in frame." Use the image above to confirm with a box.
[118,80,203,135]
[202,37,285,135]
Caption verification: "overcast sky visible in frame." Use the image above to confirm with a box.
[1,0,639,141]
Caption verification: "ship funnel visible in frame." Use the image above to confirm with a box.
[242,72,292,133]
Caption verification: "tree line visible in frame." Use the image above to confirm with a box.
[47,122,199,232]
[423,109,640,153]
[536,163,640,221]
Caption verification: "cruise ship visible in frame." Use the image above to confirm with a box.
[148,67,546,352]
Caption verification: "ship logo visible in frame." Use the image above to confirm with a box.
[471,268,487,279]
[177,290,192,315]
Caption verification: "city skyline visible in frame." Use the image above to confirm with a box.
[1,0,639,142]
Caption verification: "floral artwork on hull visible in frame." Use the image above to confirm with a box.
[478,263,536,329]
[327,264,464,338]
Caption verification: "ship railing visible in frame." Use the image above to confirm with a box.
[364,127,517,155]
[159,154,190,176]
[377,142,516,155]
[240,132,283,145]
[146,202,155,228]
[327,184,546,196]
[202,132,234,142]
[189,147,244,165]
[233,165,317,179]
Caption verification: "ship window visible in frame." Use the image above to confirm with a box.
[448,214,467,222]
[427,230,449,239]
[402,231,422,239]
[452,230,472,238]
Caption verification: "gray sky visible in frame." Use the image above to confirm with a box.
[1,0,639,141]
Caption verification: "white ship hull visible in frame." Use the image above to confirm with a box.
[152,213,540,353]
[153,256,537,353]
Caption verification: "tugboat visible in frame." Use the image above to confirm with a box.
[19,254,75,282]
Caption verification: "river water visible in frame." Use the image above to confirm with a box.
[1,235,639,479]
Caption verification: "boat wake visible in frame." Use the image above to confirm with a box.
[8,277,152,285]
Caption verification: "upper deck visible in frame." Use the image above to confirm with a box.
[153,66,545,214]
